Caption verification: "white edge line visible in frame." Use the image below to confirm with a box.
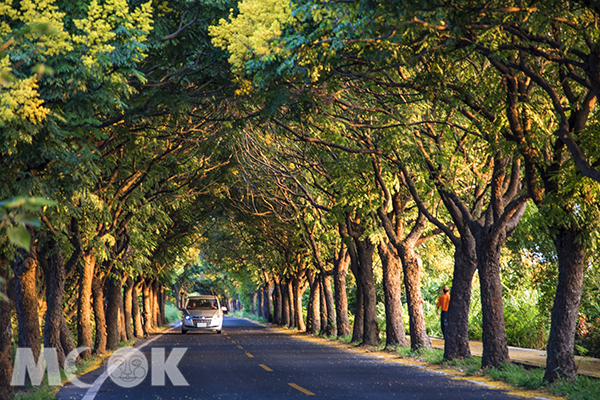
[81,328,173,400]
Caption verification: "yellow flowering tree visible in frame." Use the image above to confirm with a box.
[208,0,292,71]
[0,0,152,132]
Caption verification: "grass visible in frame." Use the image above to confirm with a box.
[117,339,135,348]
[548,375,600,400]
[442,357,600,400]
[395,345,445,364]
[338,334,352,344]
[486,363,545,389]
[13,385,56,400]
[444,355,482,376]
[11,352,103,400]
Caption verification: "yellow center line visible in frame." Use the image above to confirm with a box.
[288,383,315,396]
[231,340,236,343]
[259,364,273,371]
[245,352,254,358]
[237,345,243,349]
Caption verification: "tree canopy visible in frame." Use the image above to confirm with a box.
[2,1,600,397]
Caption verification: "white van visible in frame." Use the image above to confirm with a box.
[180,295,226,334]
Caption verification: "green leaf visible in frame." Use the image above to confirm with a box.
[14,214,40,227]
[1,197,27,209]
[7,227,31,251]
[26,197,57,207]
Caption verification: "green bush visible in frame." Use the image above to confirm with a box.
[576,317,600,357]
[165,300,182,324]
[503,290,549,350]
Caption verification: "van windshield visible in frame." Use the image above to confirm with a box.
[186,299,218,310]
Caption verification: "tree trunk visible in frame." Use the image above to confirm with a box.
[322,274,336,337]
[287,280,296,328]
[307,272,321,335]
[0,266,13,400]
[105,271,122,350]
[399,247,431,350]
[42,237,68,366]
[333,256,352,337]
[263,282,272,322]
[123,276,134,340]
[152,280,160,327]
[132,278,144,338]
[251,291,258,315]
[273,278,283,325]
[444,241,477,360]
[257,288,264,318]
[172,283,180,309]
[349,242,364,343]
[545,227,585,382]
[292,277,306,331]
[377,207,429,350]
[142,278,153,334]
[281,279,291,327]
[119,297,127,342]
[13,238,41,363]
[477,229,510,369]
[159,285,167,326]
[77,252,95,359]
[333,249,351,338]
[60,313,76,357]
[319,274,328,334]
[92,275,107,354]
[354,238,379,346]
[378,241,409,348]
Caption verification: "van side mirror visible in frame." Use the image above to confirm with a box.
[221,306,228,312]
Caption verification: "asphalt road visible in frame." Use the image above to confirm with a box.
[57,317,531,400]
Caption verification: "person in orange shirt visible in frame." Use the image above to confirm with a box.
[436,286,450,339]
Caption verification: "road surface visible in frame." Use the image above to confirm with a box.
[57,317,535,400]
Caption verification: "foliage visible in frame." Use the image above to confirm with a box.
[209,0,292,70]
[0,197,56,251]
[502,289,549,350]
